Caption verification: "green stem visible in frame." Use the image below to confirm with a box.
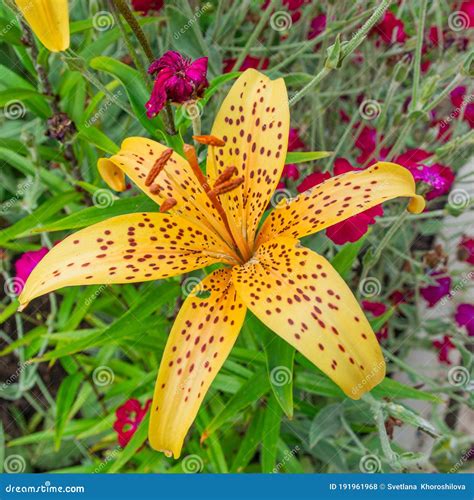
[410,0,428,111]
[231,0,278,72]
[290,0,392,105]
[113,0,155,63]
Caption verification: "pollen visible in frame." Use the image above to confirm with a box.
[193,135,226,147]
[145,148,173,186]
[160,197,177,212]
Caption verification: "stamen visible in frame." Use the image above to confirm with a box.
[149,183,161,195]
[145,148,173,186]
[159,197,177,213]
[210,177,244,196]
[183,144,211,192]
[192,135,226,147]
[214,166,237,187]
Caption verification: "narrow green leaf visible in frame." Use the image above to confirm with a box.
[285,151,332,164]
[331,234,367,279]
[309,403,342,448]
[55,372,84,450]
[261,392,284,473]
[230,409,265,472]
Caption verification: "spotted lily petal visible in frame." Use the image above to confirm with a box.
[15,0,69,52]
[98,137,232,249]
[232,237,385,399]
[206,69,290,251]
[257,162,425,245]
[19,213,233,310]
[149,268,246,458]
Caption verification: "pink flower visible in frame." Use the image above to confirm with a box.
[432,335,456,365]
[420,272,451,307]
[146,51,208,118]
[308,14,327,39]
[457,235,474,264]
[131,0,163,14]
[458,0,474,28]
[297,158,383,245]
[455,304,474,336]
[362,300,389,341]
[223,55,269,73]
[282,164,299,181]
[14,248,49,294]
[371,11,407,46]
[288,128,306,151]
[113,398,151,448]
[409,163,455,201]
[354,125,390,164]
[263,0,310,23]
[450,86,474,128]
[395,148,432,169]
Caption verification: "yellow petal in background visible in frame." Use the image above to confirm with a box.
[149,268,246,458]
[19,213,232,310]
[206,69,290,250]
[15,0,69,52]
[233,237,385,399]
[257,162,425,246]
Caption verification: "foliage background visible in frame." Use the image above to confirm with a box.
[0,0,473,473]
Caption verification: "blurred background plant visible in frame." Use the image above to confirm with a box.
[0,0,472,474]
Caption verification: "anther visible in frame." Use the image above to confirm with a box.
[149,183,161,195]
[210,177,244,196]
[159,197,177,212]
[192,135,226,147]
[145,148,173,186]
[214,166,237,187]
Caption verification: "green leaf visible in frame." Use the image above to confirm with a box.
[230,409,265,472]
[76,125,119,155]
[373,377,442,403]
[285,151,332,164]
[89,56,163,136]
[54,372,84,450]
[369,307,394,333]
[0,191,81,244]
[203,369,270,440]
[309,403,342,448]
[109,412,149,473]
[33,195,157,233]
[261,392,284,473]
[385,402,439,438]
[331,235,367,279]
[254,314,294,419]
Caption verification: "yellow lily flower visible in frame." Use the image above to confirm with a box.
[15,0,69,52]
[19,69,425,458]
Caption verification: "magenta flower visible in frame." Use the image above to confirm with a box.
[432,335,456,365]
[297,158,383,245]
[308,14,327,39]
[409,163,455,201]
[455,304,474,336]
[450,86,474,129]
[223,55,269,73]
[420,272,452,307]
[281,128,306,181]
[14,247,49,294]
[131,0,163,14]
[146,51,208,118]
[362,300,389,341]
[458,235,474,264]
[113,398,151,448]
[354,125,390,164]
[371,11,407,46]
[458,0,474,28]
